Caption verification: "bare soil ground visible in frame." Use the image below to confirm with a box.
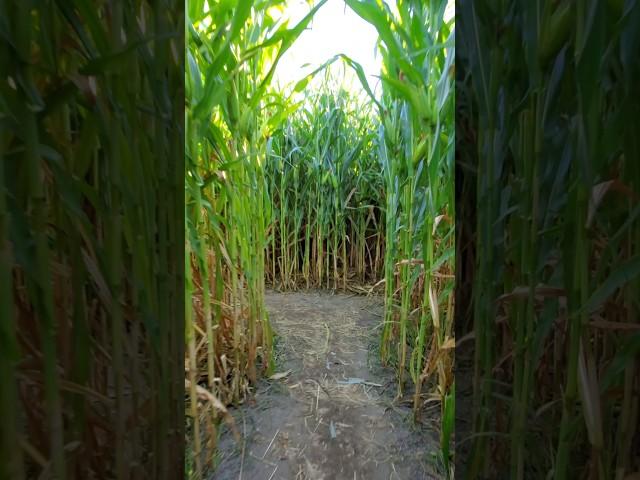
[212,290,442,480]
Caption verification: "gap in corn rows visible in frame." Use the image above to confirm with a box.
[186,1,454,478]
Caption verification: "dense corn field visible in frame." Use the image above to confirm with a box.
[265,83,383,291]
[458,1,640,478]
[186,0,454,477]
[1,2,184,479]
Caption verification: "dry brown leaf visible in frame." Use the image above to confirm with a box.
[440,337,455,349]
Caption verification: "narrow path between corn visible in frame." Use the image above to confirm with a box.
[214,290,440,480]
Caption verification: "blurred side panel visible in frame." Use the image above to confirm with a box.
[455,0,640,478]
[0,0,184,478]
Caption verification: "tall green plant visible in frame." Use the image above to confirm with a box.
[346,0,455,473]
[265,79,383,291]
[185,0,327,475]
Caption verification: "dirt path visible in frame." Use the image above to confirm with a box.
[214,290,441,480]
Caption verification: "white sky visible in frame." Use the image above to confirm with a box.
[273,0,382,96]
[272,0,454,97]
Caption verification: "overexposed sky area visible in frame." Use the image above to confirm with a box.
[273,0,381,94]
[273,0,454,97]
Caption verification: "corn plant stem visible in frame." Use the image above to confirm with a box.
[554,183,589,480]
[186,242,202,478]
[0,137,24,480]
[23,103,66,480]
